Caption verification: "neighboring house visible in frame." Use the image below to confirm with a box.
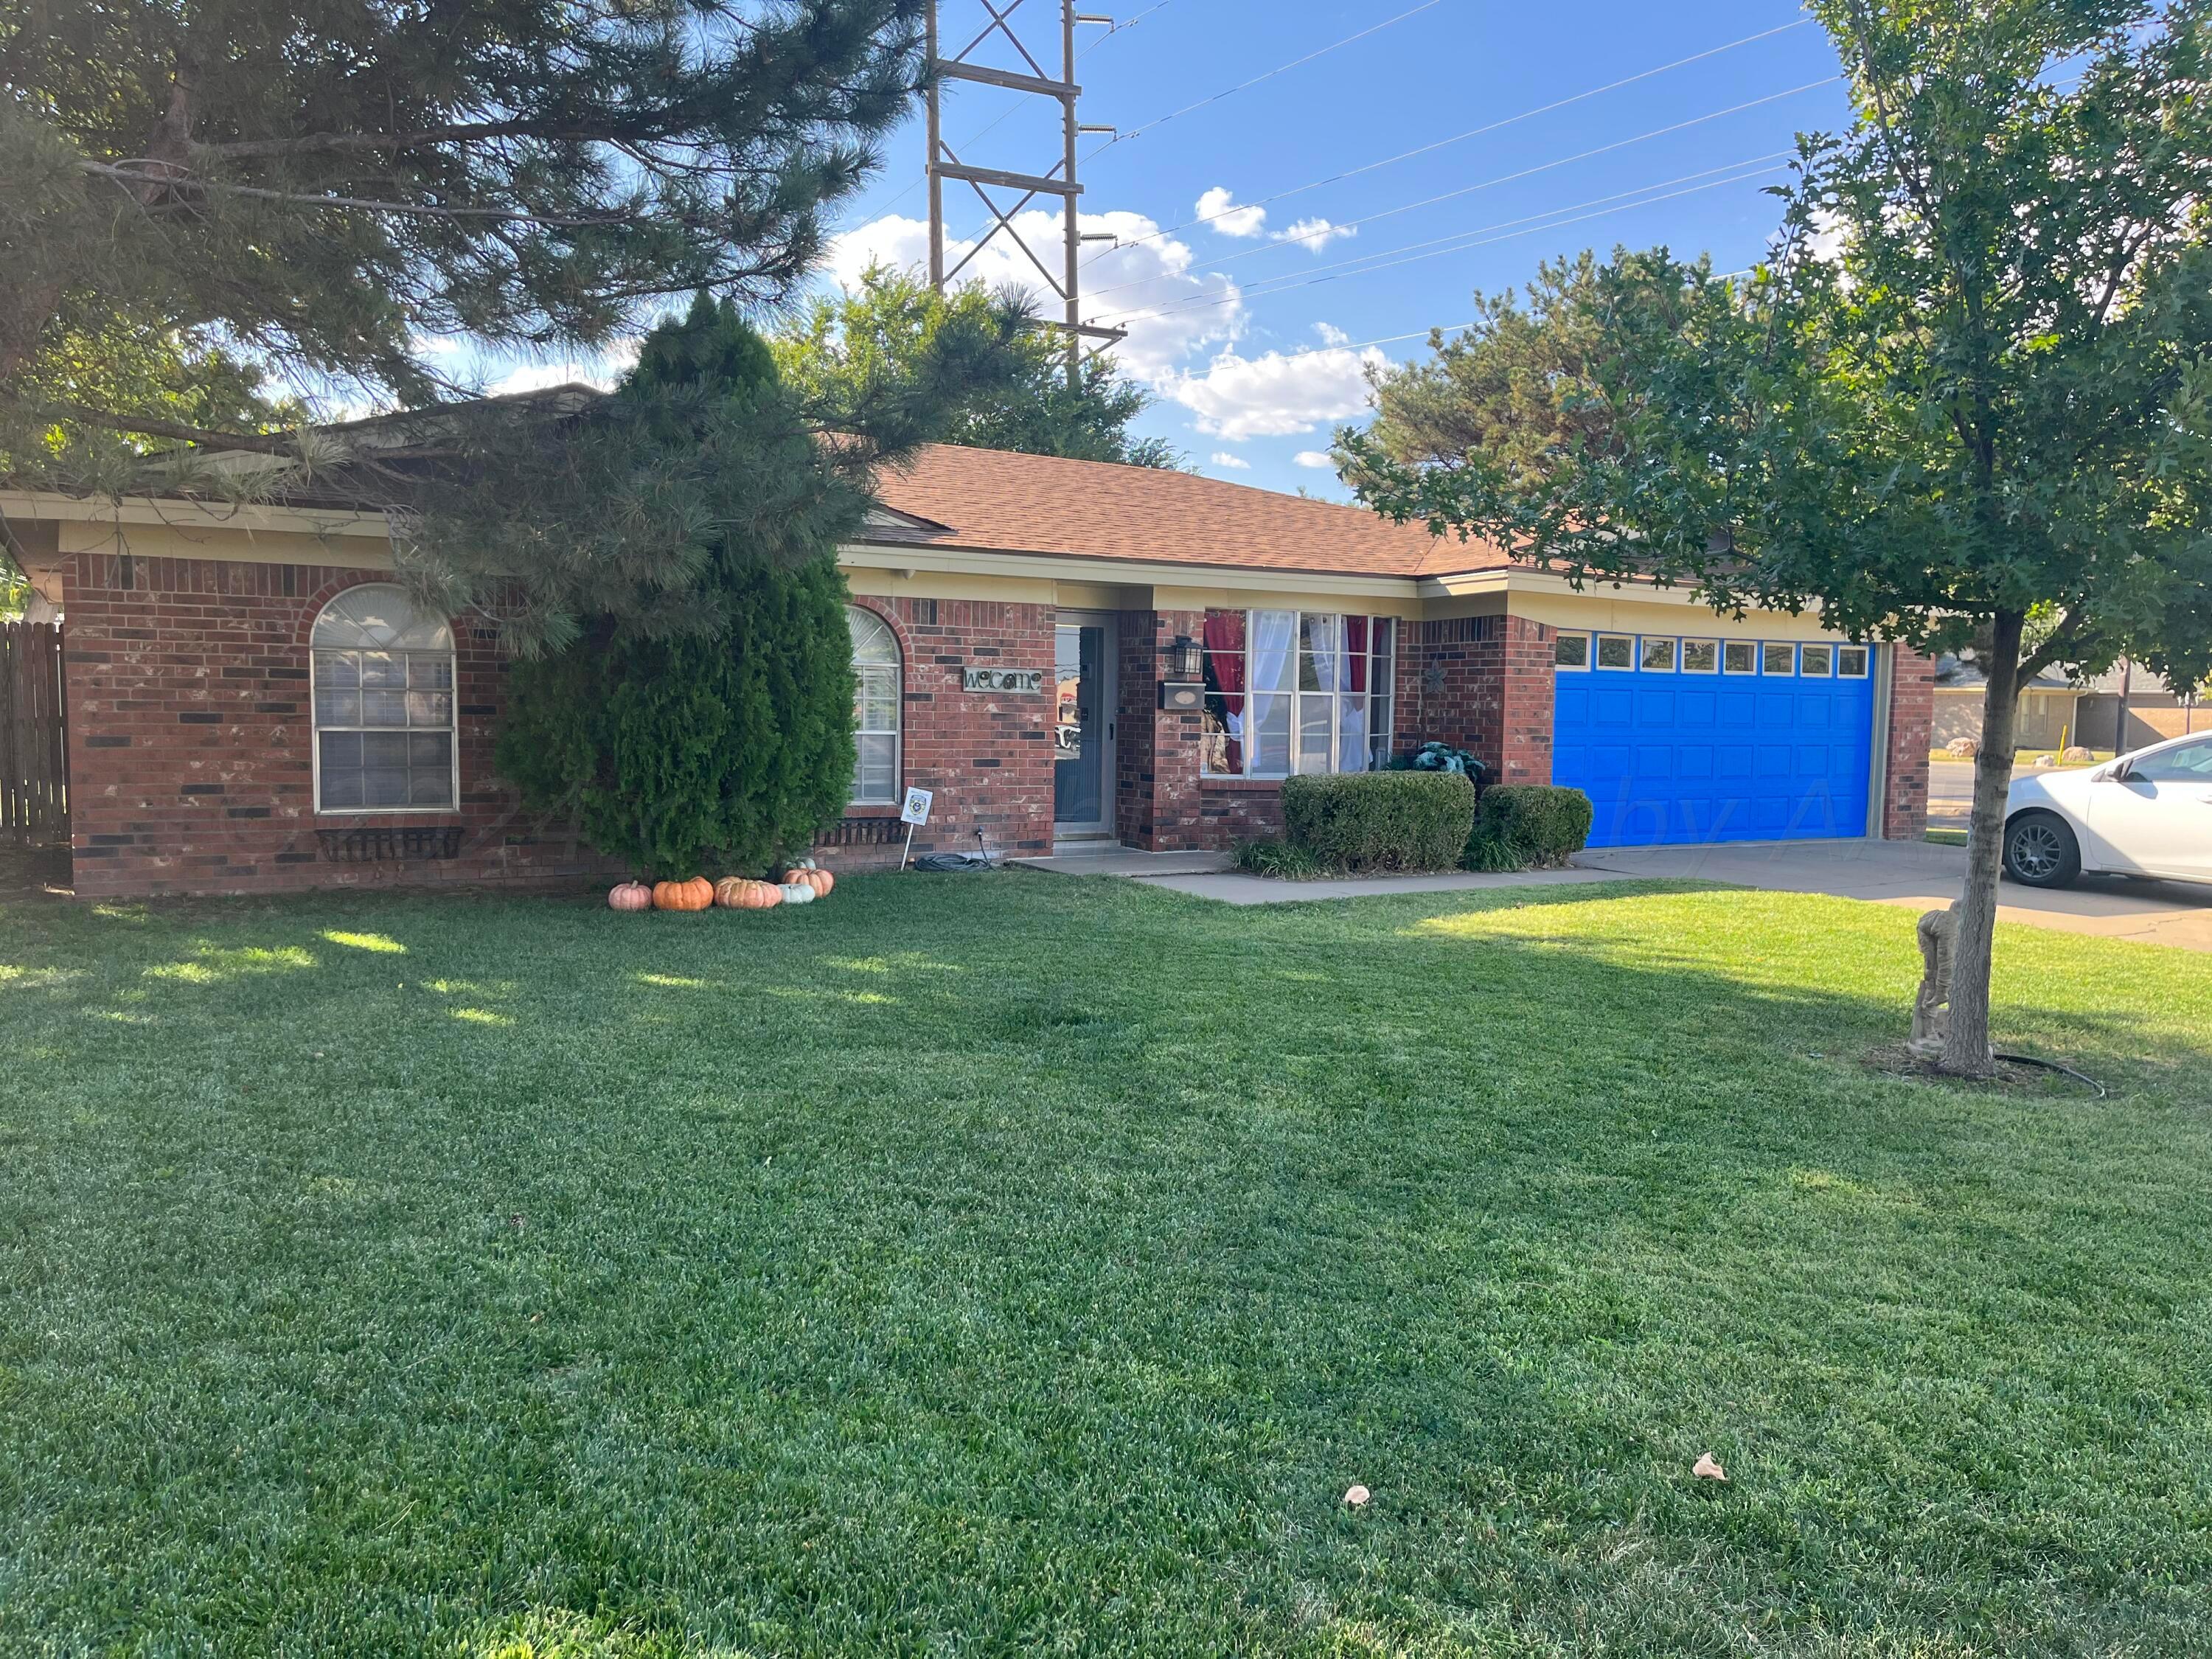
[3,434,1934,900]
[1934,653,2202,751]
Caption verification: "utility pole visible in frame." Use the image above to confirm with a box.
[925,1,1128,386]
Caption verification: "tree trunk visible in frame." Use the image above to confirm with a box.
[1939,608,2025,1077]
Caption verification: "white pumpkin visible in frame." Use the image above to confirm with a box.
[778,882,817,905]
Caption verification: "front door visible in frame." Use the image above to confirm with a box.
[1054,614,1116,838]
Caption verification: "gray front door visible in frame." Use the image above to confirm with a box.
[1054,615,1116,837]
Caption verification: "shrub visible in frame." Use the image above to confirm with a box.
[1231,838,1332,880]
[1945,737,1979,758]
[1461,785,1594,871]
[1280,771,1475,872]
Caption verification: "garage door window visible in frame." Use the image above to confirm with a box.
[1683,640,1719,673]
[1724,641,1757,675]
[1761,643,1796,676]
[1801,644,1834,676]
[1641,637,1677,672]
[1596,634,1635,669]
[1837,645,1870,678]
[1555,633,1591,669]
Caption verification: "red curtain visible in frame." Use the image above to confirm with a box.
[1203,609,1246,771]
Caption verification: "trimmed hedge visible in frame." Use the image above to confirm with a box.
[1280,771,1475,872]
[1461,785,1594,871]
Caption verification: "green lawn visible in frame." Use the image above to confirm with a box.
[4,872,2211,1656]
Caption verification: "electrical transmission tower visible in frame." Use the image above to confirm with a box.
[925,1,1127,383]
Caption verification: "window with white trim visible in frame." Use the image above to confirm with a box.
[1683,639,1719,673]
[847,605,901,804]
[1555,633,1591,669]
[1201,611,1394,776]
[1641,636,1677,672]
[1801,643,1834,676]
[1723,640,1757,675]
[1837,644,1871,678]
[1761,642,1796,676]
[311,585,456,812]
[1596,633,1635,669]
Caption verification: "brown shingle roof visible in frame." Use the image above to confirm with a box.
[863,444,1515,580]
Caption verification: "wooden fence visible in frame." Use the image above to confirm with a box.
[1,621,68,845]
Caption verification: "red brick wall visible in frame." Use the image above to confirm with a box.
[1398,613,1555,785]
[1116,608,1208,850]
[62,552,621,899]
[58,560,1062,898]
[835,597,1056,866]
[1882,643,1936,840]
[1197,780,1283,843]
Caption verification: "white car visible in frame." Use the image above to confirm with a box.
[2003,731,2212,888]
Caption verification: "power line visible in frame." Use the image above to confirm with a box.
[1087,17,1814,264]
[1085,77,1835,300]
[1101,161,1792,333]
[1087,0,1450,156]
[1102,153,1793,318]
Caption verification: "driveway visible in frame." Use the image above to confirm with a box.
[1576,838,2212,952]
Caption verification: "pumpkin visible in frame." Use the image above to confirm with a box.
[779,864,832,896]
[777,882,816,905]
[608,881,653,913]
[714,876,781,911]
[653,876,714,912]
[807,868,834,897]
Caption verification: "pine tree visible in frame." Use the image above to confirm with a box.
[1,0,933,470]
[493,297,859,877]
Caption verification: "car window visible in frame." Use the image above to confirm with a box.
[2129,740,2212,782]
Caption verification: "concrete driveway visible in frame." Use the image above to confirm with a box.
[1575,837,2212,952]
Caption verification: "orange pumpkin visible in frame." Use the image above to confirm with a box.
[714,876,781,910]
[779,865,832,896]
[653,876,714,912]
[608,880,653,912]
[807,868,834,897]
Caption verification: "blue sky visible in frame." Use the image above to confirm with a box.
[493,2,1860,499]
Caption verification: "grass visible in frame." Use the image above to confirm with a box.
[3,872,2211,1656]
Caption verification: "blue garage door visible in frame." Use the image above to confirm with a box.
[1553,633,1877,847]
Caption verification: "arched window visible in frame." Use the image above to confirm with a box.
[310,584,457,812]
[848,605,901,804]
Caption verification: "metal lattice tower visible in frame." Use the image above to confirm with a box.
[925,1,1127,383]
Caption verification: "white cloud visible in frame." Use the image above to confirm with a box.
[1210,451,1251,470]
[829,212,1243,380]
[1157,345,1385,442]
[1312,322,1350,347]
[1274,217,1356,253]
[1292,450,1336,470]
[1195,186,1267,239]
[482,335,640,397]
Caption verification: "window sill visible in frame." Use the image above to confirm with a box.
[314,809,464,821]
[1200,776,1287,792]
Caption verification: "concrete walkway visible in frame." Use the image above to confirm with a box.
[1577,838,2212,952]
[1018,837,2212,950]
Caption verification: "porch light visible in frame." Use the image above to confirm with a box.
[1159,633,1205,712]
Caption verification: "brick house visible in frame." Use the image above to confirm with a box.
[5,441,1931,900]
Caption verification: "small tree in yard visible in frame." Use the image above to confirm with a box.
[1343,0,2212,1077]
[490,297,859,877]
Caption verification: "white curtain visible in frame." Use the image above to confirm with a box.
[1248,610,1296,776]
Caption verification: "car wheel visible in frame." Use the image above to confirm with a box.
[2004,810,2081,888]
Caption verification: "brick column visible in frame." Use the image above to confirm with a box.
[1882,643,1935,839]
[1399,613,1554,784]
[1116,608,1205,849]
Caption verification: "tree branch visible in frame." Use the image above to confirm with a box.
[0,390,307,456]
[83,161,640,226]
